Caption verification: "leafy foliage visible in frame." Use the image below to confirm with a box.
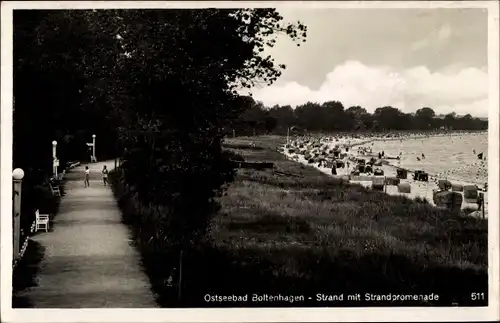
[14,9,307,249]
[229,99,488,135]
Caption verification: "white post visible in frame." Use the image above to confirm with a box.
[52,140,58,177]
[12,168,24,260]
[92,134,96,162]
[232,129,235,138]
[287,127,290,145]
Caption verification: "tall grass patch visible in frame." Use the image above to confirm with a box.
[111,135,487,307]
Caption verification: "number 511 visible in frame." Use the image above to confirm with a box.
[471,293,485,301]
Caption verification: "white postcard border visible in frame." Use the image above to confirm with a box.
[1,1,499,322]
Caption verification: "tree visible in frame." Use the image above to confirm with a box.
[14,10,308,296]
[321,101,345,131]
[346,106,367,118]
[294,102,323,131]
[261,102,486,133]
[268,104,296,131]
[457,114,474,130]
[14,10,125,170]
[345,106,369,131]
[106,9,308,251]
[373,106,403,131]
[264,116,278,133]
[415,107,436,130]
[443,113,456,130]
[415,107,436,119]
[239,100,269,134]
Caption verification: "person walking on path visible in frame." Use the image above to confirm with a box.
[84,166,90,188]
[102,165,109,186]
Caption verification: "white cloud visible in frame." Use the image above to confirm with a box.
[410,38,429,51]
[437,24,452,40]
[250,60,488,117]
[410,24,452,52]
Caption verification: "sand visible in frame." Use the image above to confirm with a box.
[282,132,488,218]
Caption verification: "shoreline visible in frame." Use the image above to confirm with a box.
[282,132,488,218]
[330,131,486,146]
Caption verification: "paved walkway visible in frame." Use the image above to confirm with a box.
[20,161,157,308]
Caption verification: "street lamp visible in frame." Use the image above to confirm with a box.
[12,168,24,260]
[92,134,96,162]
[52,140,58,177]
[13,168,24,180]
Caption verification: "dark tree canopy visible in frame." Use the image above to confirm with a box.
[13,8,486,254]
[13,9,487,306]
[14,9,307,248]
[230,102,487,135]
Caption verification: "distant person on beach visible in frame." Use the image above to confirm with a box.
[84,166,90,188]
[102,165,109,186]
[421,153,425,159]
[476,193,484,211]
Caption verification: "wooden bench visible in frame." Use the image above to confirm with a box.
[49,183,61,197]
[35,209,49,232]
[230,160,274,170]
[55,170,65,181]
[68,161,81,169]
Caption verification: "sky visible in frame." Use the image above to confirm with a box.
[249,8,488,118]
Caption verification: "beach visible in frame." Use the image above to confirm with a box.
[282,131,488,217]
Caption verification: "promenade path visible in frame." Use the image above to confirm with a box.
[20,161,157,308]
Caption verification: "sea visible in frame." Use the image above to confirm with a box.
[366,132,488,186]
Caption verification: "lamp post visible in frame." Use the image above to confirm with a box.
[92,134,96,162]
[12,168,24,260]
[52,140,58,177]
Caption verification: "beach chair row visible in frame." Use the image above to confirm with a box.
[336,175,483,199]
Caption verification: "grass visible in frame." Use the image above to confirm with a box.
[209,136,487,304]
[11,174,64,308]
[110,135,487,307]
[12,241,45,308]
